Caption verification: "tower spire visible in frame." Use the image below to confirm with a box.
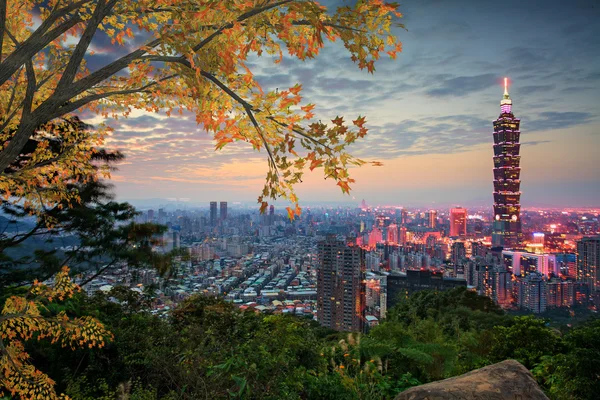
[500,77,512,113]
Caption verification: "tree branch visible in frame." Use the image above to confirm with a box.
[0,0,6,63]
[54,74,177,117]
[80,258,119,286]
[199,69,255,110]
[2,70,20,118]
[191,0,294,52]
[0,220,45,250]
[66,0,290,100]
[0,14,82,86]
[0,34,160,172]
[56,0,115,90]
[0,68,63,136]
[199,71,279,177]
[4,27,20,46]
[266,116,333,152]
[147,55,331,170]
[0,336,38,386]
[291,20,366,33]
[0,61,40,173]
[66,38,162,100]
[23,60,37,118]
[142,54,283,178]
[37,0,91,37]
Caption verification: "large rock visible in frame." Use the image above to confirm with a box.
[395,360,548,400]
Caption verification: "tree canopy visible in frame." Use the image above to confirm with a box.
[0,267,112,399]
[0,0,404,218]
[10,288,597,399]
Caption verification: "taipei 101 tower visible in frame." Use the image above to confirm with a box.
[492,78,523,249]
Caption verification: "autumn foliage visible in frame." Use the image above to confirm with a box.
[0,267,113,399]
[0,0,403,218]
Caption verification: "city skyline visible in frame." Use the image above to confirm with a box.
[88,0,599,207]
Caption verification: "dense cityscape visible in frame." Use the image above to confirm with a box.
[80,201,599,325]
[78,83,600,333]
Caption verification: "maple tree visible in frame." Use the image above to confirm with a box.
[0,0,403,219]
[0,266,113,399]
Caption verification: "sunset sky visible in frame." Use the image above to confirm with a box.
[88,0,600,208]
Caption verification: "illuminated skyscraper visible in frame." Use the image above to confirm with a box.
[427,210,438,229]
[516,273,547,314]
[387,223,399,244]
[577,236,600,293]
[492,78,523,249]
[368,227,382,248]
[399,226,407,246]
[317,237,365,332]
[450,207,467,237]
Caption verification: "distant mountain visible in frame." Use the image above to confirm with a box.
[0,214,36,233]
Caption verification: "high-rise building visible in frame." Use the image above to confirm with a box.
[516,273,547,313]
[494,267,513,307]
[577,236,600,293]
[157,208,166,223]
[387,223,399,244]
[376,215,391,228]
[427,210,438,229]
[220,201,227,220]
[365,277,382,311]
[473,262,513,307]
[471,241,486,258]
[475,263,495,300]
[360,199,368,210]
[451,242,466,265]
[368,227,382,248]
[365,252,381,272]
[492,78,523,249]
[449,208,467,237]
[172,231,180,249]
[400,209,408,225]
[399,226,407,246]
[209,201,217,226]
[147,209,155,222]
[546,279,574,309]
[268,205,275,225]
[316,237,365,332]
[526,232,545,254]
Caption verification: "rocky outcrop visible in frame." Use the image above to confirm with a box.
[395,360,548,400]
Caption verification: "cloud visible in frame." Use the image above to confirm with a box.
[515,85,555,95]
[425,74,498,97]
[350,109,594,160]
[527,112,594,132]
[521,140,552,146]
[351,114,491,159]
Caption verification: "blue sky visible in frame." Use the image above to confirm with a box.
[95,0,600,208]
